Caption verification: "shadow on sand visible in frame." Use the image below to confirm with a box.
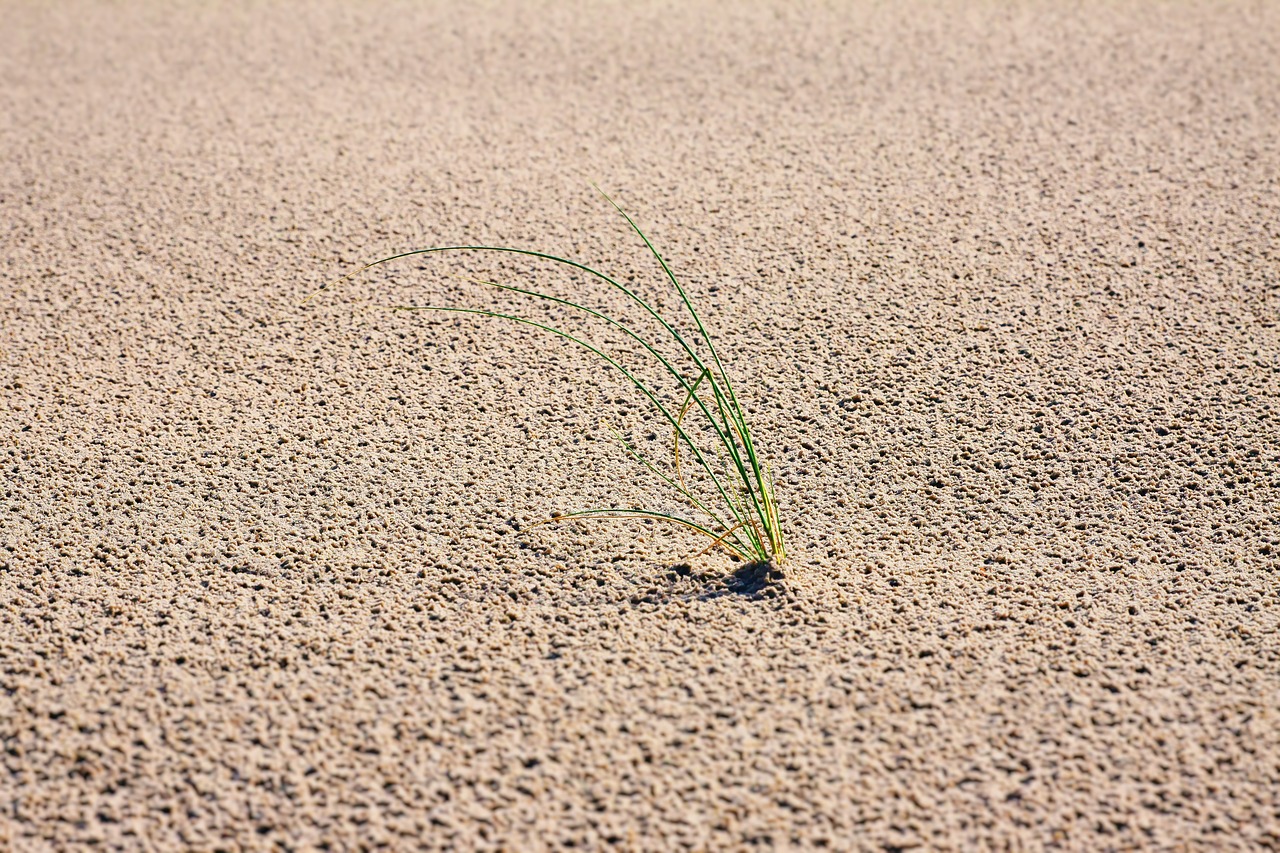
[632,560,788,605]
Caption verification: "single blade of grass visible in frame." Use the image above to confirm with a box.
[604,423,754,559]
[693,521,747,560]
[529,508,753,562]
[451,273,718,486]
[673,367,710,489]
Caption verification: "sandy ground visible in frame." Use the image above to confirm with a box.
[2,0,1279,849]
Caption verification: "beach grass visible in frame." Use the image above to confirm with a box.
[312,189,784,565]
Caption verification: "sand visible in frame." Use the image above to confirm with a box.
[2,0,1278,849]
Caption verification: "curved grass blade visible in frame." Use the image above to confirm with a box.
[528,508,753,562]
[604,423,754,560]
[673,368,710,489]
[693,521,746,560]
[452,273,719,486]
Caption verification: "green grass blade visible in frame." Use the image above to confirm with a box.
[605,424,754,559]
[535,508,753,562]
[593,185,744,413]
[453,274,721,478]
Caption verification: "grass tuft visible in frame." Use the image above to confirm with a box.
[309,188,784,565]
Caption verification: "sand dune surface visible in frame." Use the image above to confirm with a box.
[2,1,1278,848]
